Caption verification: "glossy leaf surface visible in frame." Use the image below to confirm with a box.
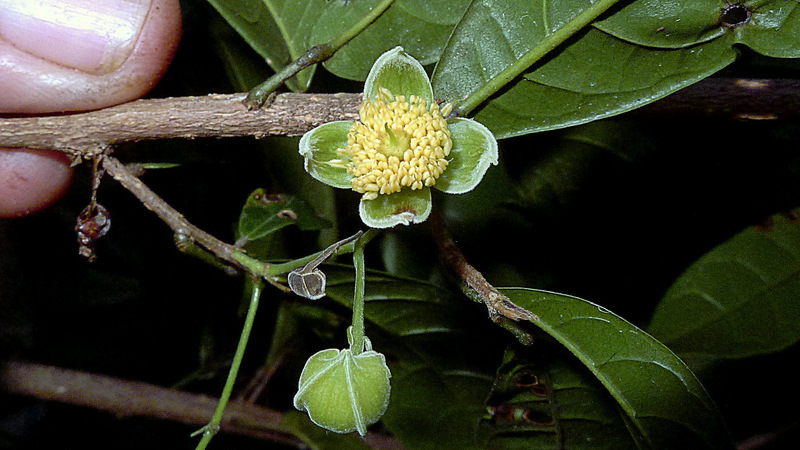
[318,0,471,81]
[503,288,733,449]
[206,0,389,91]
[433,0,800,138]
[649,211,800,364]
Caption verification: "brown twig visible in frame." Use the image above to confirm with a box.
[102,154,242,268]
[0,79,798,157]
[0,92,361,158]
[0,360,301,445]
[637,78,800,120]
[1,360,403,447]
[428,213,538,344]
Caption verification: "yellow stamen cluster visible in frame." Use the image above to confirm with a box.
[338,87,453,200]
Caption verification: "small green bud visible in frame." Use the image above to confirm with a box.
[293,336,391,435]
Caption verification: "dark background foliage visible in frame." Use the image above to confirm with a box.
[2,1,800,448]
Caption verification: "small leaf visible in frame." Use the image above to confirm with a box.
[597,0,800,58]
[237,190,330,243]
[733,0,800,58]
[649,211,800,364]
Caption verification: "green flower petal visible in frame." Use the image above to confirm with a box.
[359,188,432,228]
[299,121,354,189]
[363,46,434,104]
[435,118,499,194]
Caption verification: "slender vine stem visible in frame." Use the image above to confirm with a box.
[244,0,397,109]
[450,0,622,117]
[350,232,367,354]
[194,280,264,450]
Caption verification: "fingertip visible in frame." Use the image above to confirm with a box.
[0,149,74,218]
[0,0,182,113]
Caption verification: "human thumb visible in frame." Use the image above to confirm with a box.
[0,0,181,218]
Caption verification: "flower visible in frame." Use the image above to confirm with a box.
[299,46,499,228]
[293,334,391,436]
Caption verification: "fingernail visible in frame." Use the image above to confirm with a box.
[0,0,152,75]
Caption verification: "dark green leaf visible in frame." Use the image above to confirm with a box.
[237,189,330,244]
[479,345,638,449]
[503,288,733,449]
[433,0,800,138]
[323,264,465,337]
[206,0,389,91]
[597,0,800,58]
[205,0,308,91]
[510,120,654,212]
[319,0,471,81]
[594,0,724,49]
[208,12,275,91]
[649,211,800,364]
[442,25,734,138]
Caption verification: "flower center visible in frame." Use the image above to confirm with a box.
[341,87,452,200]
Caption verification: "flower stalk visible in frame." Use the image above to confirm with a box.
[349,228,376,355]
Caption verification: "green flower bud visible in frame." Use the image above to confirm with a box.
[293,336,391,435]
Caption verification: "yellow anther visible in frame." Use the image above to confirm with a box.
[340,87,452,197]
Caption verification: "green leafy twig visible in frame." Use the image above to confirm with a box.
[105,155,339,289]
[243,0,397,109]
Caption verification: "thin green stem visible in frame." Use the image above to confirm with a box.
[348,228,379,355]
[194,280,263,450]
[244,0,397,109]
[451,0,622,117]
[231,230,370,292]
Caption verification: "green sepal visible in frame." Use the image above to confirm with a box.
[359,187,432,228]
[293,340,392,436]
[363,46,434,104]
[435,118,499,194]
[298,120,354,189]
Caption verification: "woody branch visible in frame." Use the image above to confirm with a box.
[0,79,798,156]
